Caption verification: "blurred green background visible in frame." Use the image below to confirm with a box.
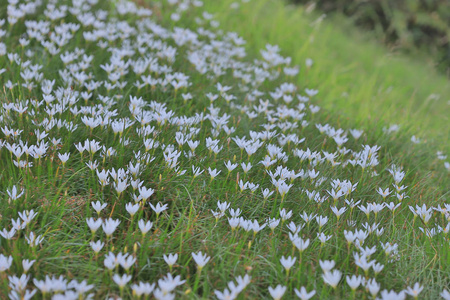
[291,0,450,76]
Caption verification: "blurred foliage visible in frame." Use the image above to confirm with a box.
[292,0,450,76]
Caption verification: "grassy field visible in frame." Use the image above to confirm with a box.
[0,0,449,299]
[205,0,450,144]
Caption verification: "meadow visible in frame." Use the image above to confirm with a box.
[0,0,449,299]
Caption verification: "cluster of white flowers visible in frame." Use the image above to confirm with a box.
[0,0,448,299]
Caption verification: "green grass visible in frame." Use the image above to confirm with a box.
[204,0,450,145]
[0,0,449,299]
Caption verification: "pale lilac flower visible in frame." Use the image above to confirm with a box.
[268,285,286,300]
[192,251,211,270]
[294,287,316,300]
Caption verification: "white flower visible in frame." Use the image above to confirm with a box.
[268,285,286,300]
[317,232,332,244]
[229,208,242,218]
[214,288,236,300]
[113,274,132,289]
[102,218,120,237]
[96,169,109,187]
[267,218,280,231]
[241,162,252,173]
[125,202,140,217]
[330,206,347,220]
[294,287,316,300]
[138,220,153,235]
[346,275,362,290]
[25,232,44,247]
[58,152,70,164]
[349,129,363,140]
[86,218,102,233]
[262,188,274,199]
[372,262,384,274]
[192,165,204,177]
[89,240,104,253]
[322,270,342,288]
[191,251,211,270]
[379,289,405,300]
[163,253,178,268]
[217,201,230,213]
[157,273,186,294]
[441,289,450,300]
[22,259,35,273]
[68,279,94,294]
[91,201,107,215]
[319,260,335,273]
[277,182,293,198]
[0,228,17,240]
[251,220,266,234]
[367,279,380,297]
[119,255,136,271]
[315,215,328,230]
[131,282,155,297]
[405,282,423,298]
[224,161,238,172]
[114,179,129,194]
[139,186,155,201]
[279,209,292,221]
[411,135,421,144]
[279,256,296,272]
[0,254,13,272]
[377,187,391,199]
[149,202,168,216]
[228,217,240,230]
[7,185,24,201]
[208,167,221,180]
[18,209,38,226]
